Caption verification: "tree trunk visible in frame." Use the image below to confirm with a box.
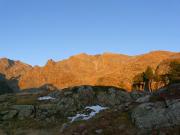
[149,80,152,92]
[144,80,150,92]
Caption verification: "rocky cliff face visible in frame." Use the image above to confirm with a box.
[18,51,178,90]
[0,58,32,79]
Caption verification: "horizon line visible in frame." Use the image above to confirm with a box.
[0,50,178,67]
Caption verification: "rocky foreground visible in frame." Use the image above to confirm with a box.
[0,85,180,135]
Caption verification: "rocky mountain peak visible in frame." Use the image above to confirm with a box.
[0,58,32,79]
[46,59,56,66]
[70,53,90,59]
[0,58,15,69]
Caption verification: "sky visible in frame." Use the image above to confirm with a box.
[0,0,179,66]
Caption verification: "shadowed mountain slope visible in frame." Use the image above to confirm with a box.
[0,58,32,91]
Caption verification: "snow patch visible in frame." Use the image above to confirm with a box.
[68,105,108,122]
[38,96,55,101]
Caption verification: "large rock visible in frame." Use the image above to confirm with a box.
[130,90,146,100]
[74,86,95,105]
[36,104,57,121]
[97,88,132,106]
[1,110,18,120]
[56,97,82,116]
[131,99,180,129]
[136,95,151,103]
[55,86,132,117]
[11,105,35,120]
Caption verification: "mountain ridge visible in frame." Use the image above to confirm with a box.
[19,50,178,90]
[0,50,179,91]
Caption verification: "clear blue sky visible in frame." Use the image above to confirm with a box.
[0,0,179,66]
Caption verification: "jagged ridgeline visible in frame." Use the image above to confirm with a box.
[0,51,179,93]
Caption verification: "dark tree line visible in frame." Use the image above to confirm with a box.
[168,61,180,84]
[132,60,180,92]
[132,66,154,92]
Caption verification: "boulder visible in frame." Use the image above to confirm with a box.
[97,88,132,106]
[56,97,82,116]
[131,99,180,129]
[136,95,151,103]
[76,86,95,105]
[11,105,34,120]
[1,110,18,120]
[130,90,146,100]
[36,104,57,120]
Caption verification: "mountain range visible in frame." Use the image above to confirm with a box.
[0,50,179,91]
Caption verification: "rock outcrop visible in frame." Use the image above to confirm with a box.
[131,83,180,129]
[0,86,132,121]
[0,58,32,79]
[0,84,179,134]
[131,99,180,129]
[49,86,132,117]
